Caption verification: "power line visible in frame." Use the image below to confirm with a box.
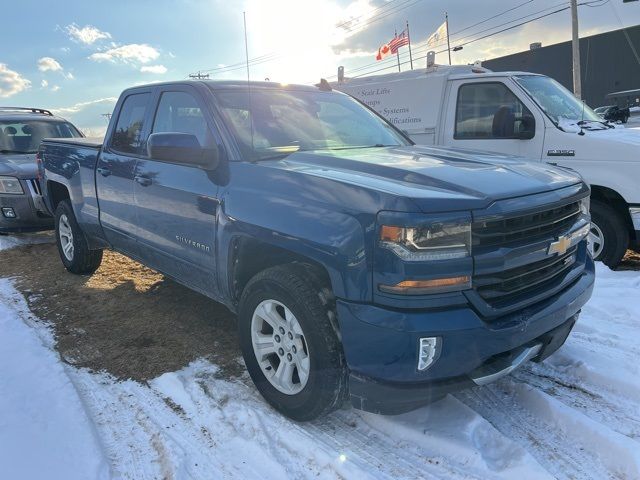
[347,5,575,79]
[191,0,427,77]
[328,1,562,78]
[332,0,613,80]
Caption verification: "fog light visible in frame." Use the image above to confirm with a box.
[1,207,16,218]
[418,337,440,371]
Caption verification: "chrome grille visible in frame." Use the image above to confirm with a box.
[27,178,42,196]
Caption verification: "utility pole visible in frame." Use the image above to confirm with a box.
[570,0,582,99]
[445,12,452,66]
[189,71,210,79]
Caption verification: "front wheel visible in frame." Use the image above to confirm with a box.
[238,264,347,421]
[588,200,628,268]
[55,200,103,274]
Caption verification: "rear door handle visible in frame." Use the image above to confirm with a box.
[134,175,152,187]
[97,167,111,177]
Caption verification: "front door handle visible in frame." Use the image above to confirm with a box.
[97,167,111,177]
[134,175,152,187]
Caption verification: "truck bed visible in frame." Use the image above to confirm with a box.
[42,137,103,149]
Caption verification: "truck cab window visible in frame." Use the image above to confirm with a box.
[455,83,532,140]
[111,93,151,155]
[152,91,209,146]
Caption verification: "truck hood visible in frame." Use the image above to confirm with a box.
[269,145,582,212]
[0,153,37,178]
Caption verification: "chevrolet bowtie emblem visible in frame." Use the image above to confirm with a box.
[548,235,571,255]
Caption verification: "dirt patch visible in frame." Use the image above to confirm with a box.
[619,249,640,271]
[0,243,243,382]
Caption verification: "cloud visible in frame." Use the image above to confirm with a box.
[89,44,160,64]
[0,64,31,98]
[51,85,61,92]
[38,57,63,72]
[52,97,118,115]
[41,79,49,88]
[65,24,111,45]
[140,64,167,74]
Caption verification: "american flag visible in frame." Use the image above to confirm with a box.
[389,29,410,54]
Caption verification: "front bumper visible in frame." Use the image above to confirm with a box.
[337,254,595,415]
[0,179,53,233]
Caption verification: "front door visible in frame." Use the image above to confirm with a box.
[133,87,221,297]
[96,91,153,254]
[443,79,545,160]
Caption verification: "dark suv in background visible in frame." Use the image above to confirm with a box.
[0,107,82,234]
[594,105,631,124]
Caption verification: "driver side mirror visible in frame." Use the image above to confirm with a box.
[147,132,219,169]
[516,114,536,140]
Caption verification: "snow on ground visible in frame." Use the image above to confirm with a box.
[0,279,110,480]
[1,235,640,479]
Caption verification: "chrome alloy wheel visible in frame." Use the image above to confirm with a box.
[588,221,604,259]
[58,214,74,261]
[251,299,310,395]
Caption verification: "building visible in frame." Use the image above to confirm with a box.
[483,25,640,108]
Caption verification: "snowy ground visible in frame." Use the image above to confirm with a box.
[1,234,639,479]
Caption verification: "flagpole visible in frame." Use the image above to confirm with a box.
[394,29,401,72]
[445,12,452,65]
[406,21,413,70]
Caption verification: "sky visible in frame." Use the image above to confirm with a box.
[1,0,638,135]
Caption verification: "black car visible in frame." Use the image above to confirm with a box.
[0,107,83,234]
[594,105,631,123]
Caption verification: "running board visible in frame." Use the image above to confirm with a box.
[470,344,542,386]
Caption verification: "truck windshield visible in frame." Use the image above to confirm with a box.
[0,120,81,154]
[514,75,602,128]
[213,88,409,161]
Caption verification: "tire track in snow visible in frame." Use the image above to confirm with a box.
[456,374,640,480]
[455,383,611,480]
[514,365,640,440]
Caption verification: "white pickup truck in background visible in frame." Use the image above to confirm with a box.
[335,64,640,268]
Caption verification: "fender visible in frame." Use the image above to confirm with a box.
[216,163,392,303]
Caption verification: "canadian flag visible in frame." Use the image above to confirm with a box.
[376,43,391,61]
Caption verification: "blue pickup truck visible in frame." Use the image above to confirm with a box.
[40,80,594,420]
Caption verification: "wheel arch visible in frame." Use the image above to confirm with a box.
[228,236,336,308]
[589,184,634,238]
[46,180,71,213]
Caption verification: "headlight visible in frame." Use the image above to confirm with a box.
[580,196,590,217]
[380,220,471,261]
[0,176,24,195]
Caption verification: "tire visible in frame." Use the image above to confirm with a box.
[54,200,103,274]
[238,264,347,421]
[589,200,628,268]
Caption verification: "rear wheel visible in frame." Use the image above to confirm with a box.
[238,264,347,421]
[55,200,103,274]
[589,200,628,268]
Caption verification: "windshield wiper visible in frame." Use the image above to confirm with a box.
[577,120,613,129]
[327,144,401,151]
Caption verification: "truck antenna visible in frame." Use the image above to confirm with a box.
[243,11,255,152]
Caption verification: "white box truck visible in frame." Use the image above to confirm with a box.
[335,64,640,268]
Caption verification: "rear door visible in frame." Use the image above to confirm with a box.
[97,90,153,253]
[133,86,222,297]
[442,79,545,159]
